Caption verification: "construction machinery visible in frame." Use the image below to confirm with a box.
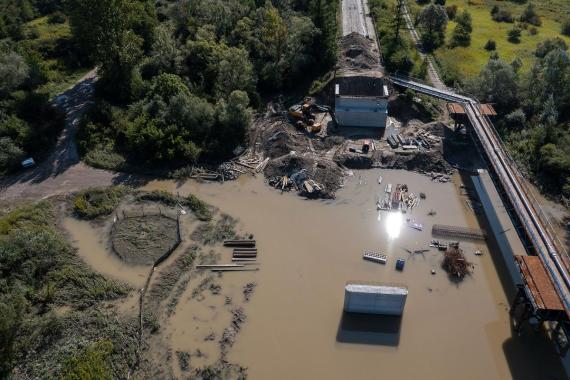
[288,97,330,134]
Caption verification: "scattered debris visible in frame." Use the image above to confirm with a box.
[430,172,451,183]
[220,307,247,359]
[204,332,216,341]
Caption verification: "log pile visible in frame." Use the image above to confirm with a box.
[441,243,473,281]
[217,153,267,181]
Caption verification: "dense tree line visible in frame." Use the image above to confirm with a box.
[0,46,64,174]
[370,0,426,78]
[1,0,338,174]
[71,0,337,169]
[0,0,72,174]
[466,38,570,198]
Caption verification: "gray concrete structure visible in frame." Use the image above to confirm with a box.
[335,82,389,128]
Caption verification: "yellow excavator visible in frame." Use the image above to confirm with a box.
[288,99,324,134]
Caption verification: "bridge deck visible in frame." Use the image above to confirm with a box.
[516,255,564,312]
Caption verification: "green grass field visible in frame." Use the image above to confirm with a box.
[430,0,570,80]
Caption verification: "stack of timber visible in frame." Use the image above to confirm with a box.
[218,152,266,181]
[224,239,256,247]
[225,239,258,261]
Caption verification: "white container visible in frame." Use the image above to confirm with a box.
[344,282,408,316]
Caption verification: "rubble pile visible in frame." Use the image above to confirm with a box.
[265,155,343,199]
[339,32,380,72]
[441,243,473,281]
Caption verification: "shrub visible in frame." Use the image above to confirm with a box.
[535,38,568,58]
[445,5,458,20]
[73,187,128,219]
[0,137,24,173]
[434,0,446,5]
[484,39,497,51]
[520,3,541,27]
[492,9,514,23]
[84,148,126,171]
[185,194,213,221]
[508,27,522,43]
[506,108,526,128]
[61,340,114,379]
[561,19,570,36]
[48,11,67,24]
[450,10,472,48]
[529,26,538,35]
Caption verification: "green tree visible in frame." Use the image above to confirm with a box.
[308,0,338,68]
[520,3,541,26]
[69,0,155,102]
[450,10,472,47]
[508,27,522,43]
[418,4,448,51]
[257,2,288,85]
[469,59,518,112]
[213,90,251,155]
[216,46,256,98]
[0,52,29,95]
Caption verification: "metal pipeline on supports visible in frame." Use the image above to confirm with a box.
[390,74,570,308]
[465,101,570,308]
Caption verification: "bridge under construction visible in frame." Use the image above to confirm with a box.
[390,75,570,354]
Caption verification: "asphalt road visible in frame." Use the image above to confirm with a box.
[342,0,367,36]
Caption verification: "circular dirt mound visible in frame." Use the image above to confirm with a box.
[111,215,179,265]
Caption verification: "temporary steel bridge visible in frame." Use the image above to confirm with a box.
[390,75,570,349]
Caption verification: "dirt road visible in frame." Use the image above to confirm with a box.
[401,1,447,90]
[0,70,148,201]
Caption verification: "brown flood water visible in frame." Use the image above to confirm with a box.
[141,169,566,380]
[63,218,151,288]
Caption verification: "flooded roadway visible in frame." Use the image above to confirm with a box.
[63,169,566,379]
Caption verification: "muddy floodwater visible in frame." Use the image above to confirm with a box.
[65,168,565,379]
[63,217,151,288]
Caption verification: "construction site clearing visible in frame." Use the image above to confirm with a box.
[186,92,472,201]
